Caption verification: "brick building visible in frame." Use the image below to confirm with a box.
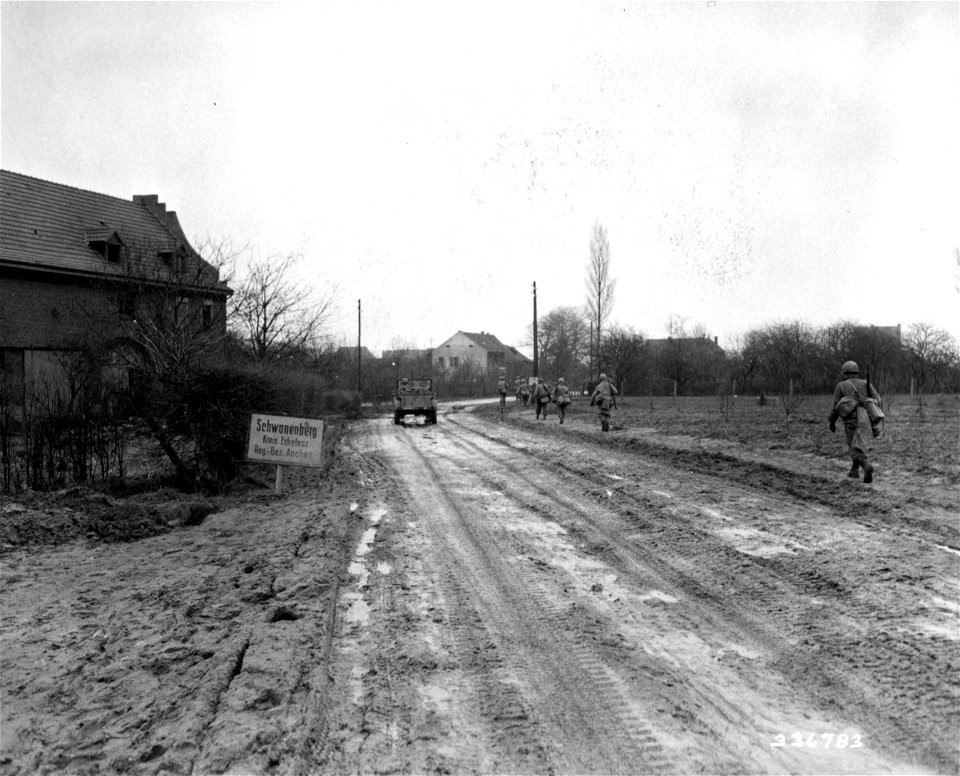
[0,170,230,386]
[432,330,532,376]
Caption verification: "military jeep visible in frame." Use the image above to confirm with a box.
[394,378,438,425]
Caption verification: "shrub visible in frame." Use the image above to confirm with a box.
[170,367,278,490]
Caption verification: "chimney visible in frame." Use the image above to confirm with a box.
[134,194,189,244]
[164,210,189,244]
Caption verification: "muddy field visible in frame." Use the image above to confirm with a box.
[1,395,958,774]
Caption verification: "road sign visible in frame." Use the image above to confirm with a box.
[247,413,325,468]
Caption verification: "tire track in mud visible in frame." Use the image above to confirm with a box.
[320,432,556,774]
[391,424,674,774]
[443,411,959,773]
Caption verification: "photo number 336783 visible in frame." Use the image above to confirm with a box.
[772,732,863,748]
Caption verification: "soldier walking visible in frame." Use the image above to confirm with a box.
[496,375,509,415]
[517,378,531,407]
[828,360,884,483]
[590,373,618,432]
[554,377,572,424]
[532,377,552,420]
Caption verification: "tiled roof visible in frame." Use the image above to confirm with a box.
[506,346,533,363]
[462,331,508,351]
[0,169,200,281]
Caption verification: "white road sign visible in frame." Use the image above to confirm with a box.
[247,414,324,468]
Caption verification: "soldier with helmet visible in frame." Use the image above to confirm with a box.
[554,377,572,424]
[828,360,884,483]
[590,373,618,432]
[532,376,553,420]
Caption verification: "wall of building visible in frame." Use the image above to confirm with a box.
[1,272,227,352]
[0,274,113,349]
[433,332,488,371]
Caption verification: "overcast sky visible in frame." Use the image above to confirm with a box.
[2,1,957,356]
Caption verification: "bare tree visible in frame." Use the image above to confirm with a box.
[756,320,819,425]
[659,314,694,395]
[72,237,234,490]
[727,331,763,396]
[601,325,645,396]
[531,306,590,386]
[902,323,958,415]
[231,252,335,362]
[585,221,616,378]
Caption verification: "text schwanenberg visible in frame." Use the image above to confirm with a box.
[247,414,325,469]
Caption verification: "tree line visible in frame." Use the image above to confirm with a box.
[531,311,958,401]
[536,220,959,405]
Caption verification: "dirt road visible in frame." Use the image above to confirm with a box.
[316,405,957,774]
[2,403,957,774]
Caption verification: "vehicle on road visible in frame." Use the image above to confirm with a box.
[394,377,438,425]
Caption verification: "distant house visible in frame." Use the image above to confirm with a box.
[433,330,532,376]
[644,334,726,394]
[0,170,230,385]
[858,324,901,341]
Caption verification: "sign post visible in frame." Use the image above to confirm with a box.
[246,413,325,494]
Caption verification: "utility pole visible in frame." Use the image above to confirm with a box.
[357,299,362,396]
[532,281,538,378]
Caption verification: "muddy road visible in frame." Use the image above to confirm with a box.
[319,406,957,774]
[2,402,957,774]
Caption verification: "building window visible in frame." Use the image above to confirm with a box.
[450,356,460,367]
[201,301,214,327]
[437,356,445,367]
[0,348,25,380]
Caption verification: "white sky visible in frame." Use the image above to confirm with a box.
[2,1,957,356]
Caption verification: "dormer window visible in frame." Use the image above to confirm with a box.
[85,227,123,263]
[160,245,187,274]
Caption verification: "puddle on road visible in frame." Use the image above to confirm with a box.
[356,527,378,557]
[343,596,370,625]
[714,526,805,558]
[936,544,960,558]
[639,589,678,604]
[913,593,960,641]
[418,683,452,711]
[718,641,761,660]
[490,504,569,537]
[343,505,388,626]
[700,507,731,522]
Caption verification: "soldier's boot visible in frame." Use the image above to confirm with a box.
[855,452,874,484]
[847,460,861,478]
[601,419,609,432]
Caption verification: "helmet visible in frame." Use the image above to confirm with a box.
[558,377,565,384]
[842,361,859,376]
[599,373,607,381]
